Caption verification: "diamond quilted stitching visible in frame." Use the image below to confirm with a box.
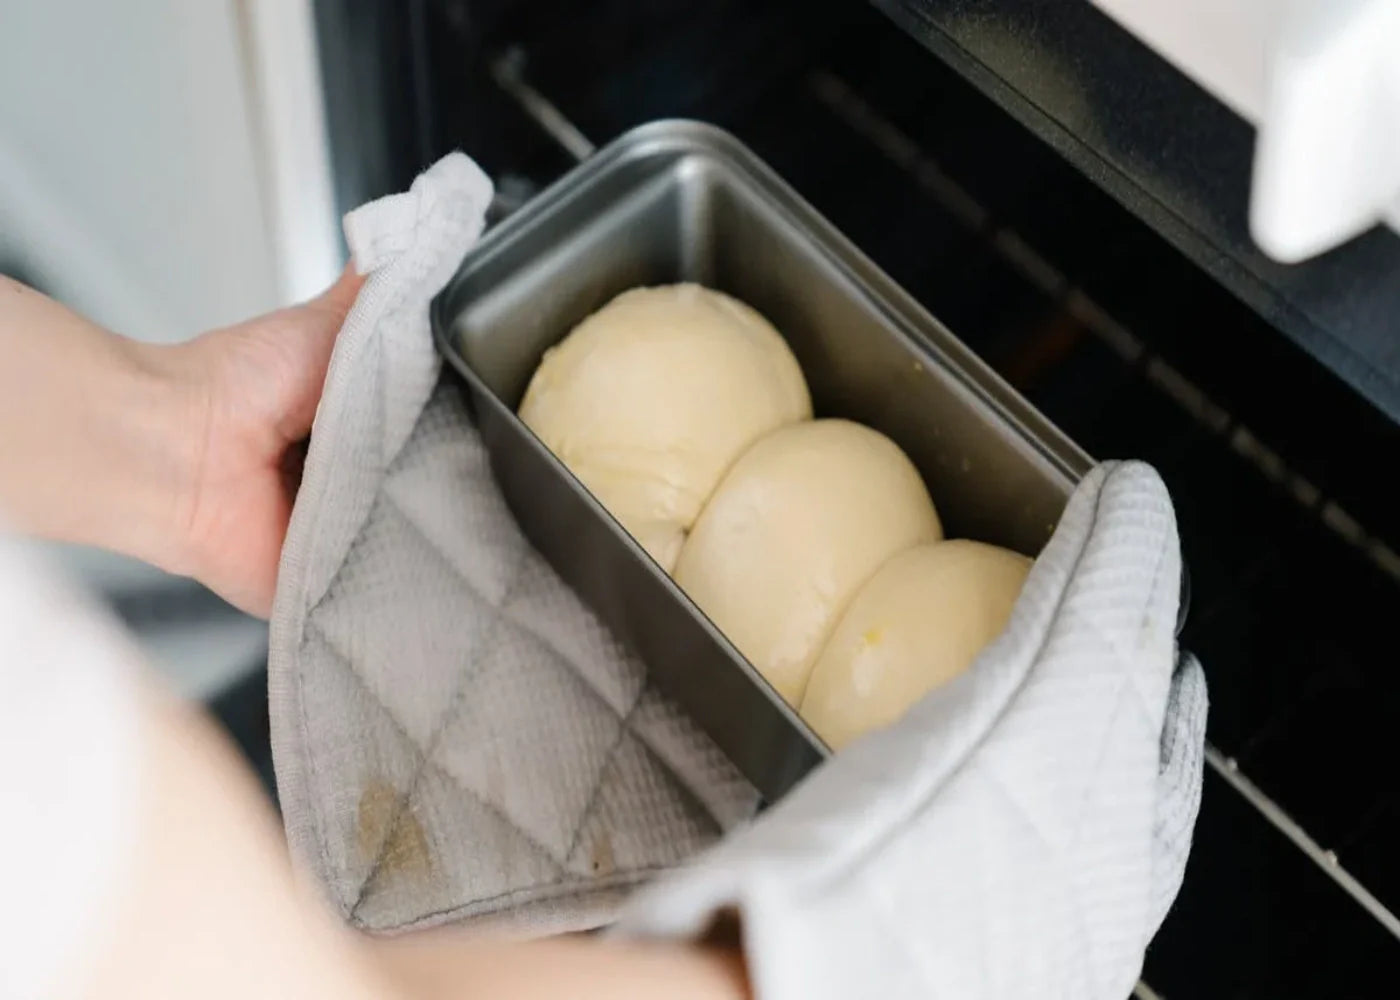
[295,627,428,916]
[500,553,645,718]
[432,612,624,862]
[313,494,500,748]
[324,633,569,871]
[382,388,527,608]
[564,723,720,876]
[353,757,566,932]
[628,685,757,830]
[310,618,601,928]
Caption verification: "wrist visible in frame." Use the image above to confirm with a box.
[100,336,209,578]
[0,315,204,575]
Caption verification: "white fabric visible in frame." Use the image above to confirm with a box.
[0,534,140,1000]
[617,462,1208,1000]
[268,153,758,936]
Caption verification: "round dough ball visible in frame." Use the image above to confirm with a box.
[800,539,1031,749]
[518,284,811,571]
[674,419,942,705]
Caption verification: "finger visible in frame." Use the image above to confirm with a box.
[304,262,366,331]
[267,266,366,444]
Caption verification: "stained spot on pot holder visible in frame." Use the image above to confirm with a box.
[358,778,432,885]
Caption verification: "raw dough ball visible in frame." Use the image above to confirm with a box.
[519,284,811,571]
[800,539,1031,749]
[674,419,942,705]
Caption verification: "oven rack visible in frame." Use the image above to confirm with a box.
[486,49,1400,994]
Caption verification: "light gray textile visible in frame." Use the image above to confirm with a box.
[617,463,1208,1000]
[268,153,758,936]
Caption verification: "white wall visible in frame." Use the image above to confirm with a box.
[0,0,338,695]
[0,0,285,339]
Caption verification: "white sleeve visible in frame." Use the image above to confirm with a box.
[0,533,142,1000]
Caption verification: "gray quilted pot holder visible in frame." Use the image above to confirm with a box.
[268,154,758,936]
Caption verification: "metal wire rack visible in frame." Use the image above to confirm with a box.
[484,35,1400,995]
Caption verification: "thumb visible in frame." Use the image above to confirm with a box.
[305,262,365,328]
[258,263,365,444]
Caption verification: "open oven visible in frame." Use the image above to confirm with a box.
[280,1,1400,993]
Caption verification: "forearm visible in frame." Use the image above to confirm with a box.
[373,932,750,1000]
[0,275,192,570]
[62,675,391,1000]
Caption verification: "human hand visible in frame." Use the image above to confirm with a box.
[0,267,362,617]
[157,267,364,616]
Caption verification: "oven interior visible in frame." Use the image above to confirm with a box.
[200,1,1400,992]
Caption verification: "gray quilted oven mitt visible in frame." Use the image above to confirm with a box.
[271,153,1208,991]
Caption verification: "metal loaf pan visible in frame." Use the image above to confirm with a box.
[433,120,1094,803]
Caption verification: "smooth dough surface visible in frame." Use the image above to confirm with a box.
[518,284,811,571]
[674,419,942,705]
[800,539,1031,749]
